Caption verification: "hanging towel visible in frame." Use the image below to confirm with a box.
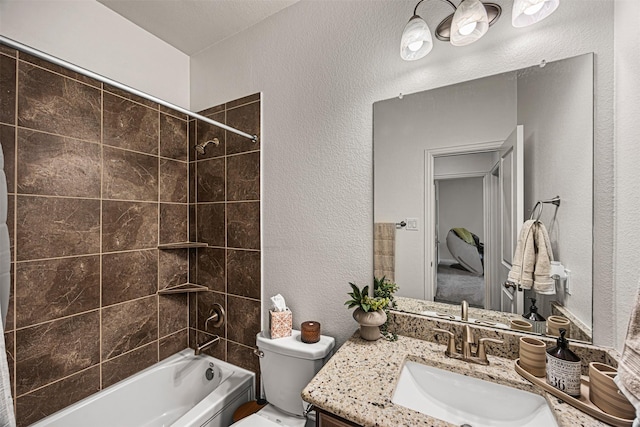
[533,221,555,295]
[507,220,537,289]
[614,283,640,427]
[507,220,555,294]
[374,223,395,282]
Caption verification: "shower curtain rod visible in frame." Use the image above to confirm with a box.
[0,35,258,143]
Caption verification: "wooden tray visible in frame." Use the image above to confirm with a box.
[515,359,633,427]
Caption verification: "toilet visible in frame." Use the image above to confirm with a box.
[234,329,335,427]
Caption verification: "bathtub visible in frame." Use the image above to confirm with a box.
[32,348,255,427]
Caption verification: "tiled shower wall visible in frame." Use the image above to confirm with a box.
[0,43,193,426]
[187,95,262,380]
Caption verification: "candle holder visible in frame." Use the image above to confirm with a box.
[301,321,321,343]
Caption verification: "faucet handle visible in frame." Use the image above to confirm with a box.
[434,328,457,356]
[477,337,504,362]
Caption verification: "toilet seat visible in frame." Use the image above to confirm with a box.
[233,404,309,427]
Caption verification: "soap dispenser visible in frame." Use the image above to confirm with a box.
[546,328,581,397]
[523,298,546,334]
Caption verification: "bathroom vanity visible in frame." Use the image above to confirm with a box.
[302,327,614,426]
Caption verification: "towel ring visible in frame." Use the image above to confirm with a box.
[529,196,561,221]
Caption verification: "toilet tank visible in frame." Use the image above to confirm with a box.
[256,330,335,416]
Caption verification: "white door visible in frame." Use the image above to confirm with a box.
[499,125,524,314]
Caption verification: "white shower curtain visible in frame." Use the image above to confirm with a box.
[0,143,15,426]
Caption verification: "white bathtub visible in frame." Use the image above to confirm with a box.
[32,349,255,427]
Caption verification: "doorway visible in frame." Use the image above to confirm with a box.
[434,176,486,307]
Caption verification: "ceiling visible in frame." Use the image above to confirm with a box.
[97,0,300,55]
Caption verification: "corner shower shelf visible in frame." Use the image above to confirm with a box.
[158,283,210,294]
[157,242,209,250]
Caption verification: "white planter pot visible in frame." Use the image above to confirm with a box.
[353,308,387,341]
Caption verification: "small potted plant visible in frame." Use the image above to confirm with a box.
[345,282,390,341]
[374,276,399,341]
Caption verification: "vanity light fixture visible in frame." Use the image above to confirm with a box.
[401,0,560,60]
[512,0,560,27]
[400,0,502,60]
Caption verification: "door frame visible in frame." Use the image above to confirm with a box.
[425,141,503,305]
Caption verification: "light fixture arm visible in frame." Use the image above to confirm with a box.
[413,0,457,16]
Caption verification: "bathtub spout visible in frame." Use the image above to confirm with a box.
[195,335,221,356]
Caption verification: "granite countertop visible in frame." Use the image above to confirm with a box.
[302,332,609,427]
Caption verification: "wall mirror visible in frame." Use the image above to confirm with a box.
[373,53,593,343]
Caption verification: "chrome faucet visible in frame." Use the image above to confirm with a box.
[434,325,503,365]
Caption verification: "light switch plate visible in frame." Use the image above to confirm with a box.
[406,218,418,231]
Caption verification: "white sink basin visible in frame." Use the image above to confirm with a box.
[392,360,558,427]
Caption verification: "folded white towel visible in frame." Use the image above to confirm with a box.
[615,283,640,426]
[0,321,14,426]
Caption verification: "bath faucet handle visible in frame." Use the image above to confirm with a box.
[205,303,226,330]
[477,337,504,363]
[434,328,457,356]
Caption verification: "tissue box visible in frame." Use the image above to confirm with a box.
[269,309,292,339]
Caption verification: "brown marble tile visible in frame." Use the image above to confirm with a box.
[196,247,225,292]
[103,83,157,109]
[5,266,13,332]
[16,311,100,395]
[159,329,188,360]
[194,331,225,360]
[16,196,100,261]
[227,152,260,201]
[7,196,13,255]
[102,200,158,252]
[5,331,14,397]
[188,119,196,163]
[159,105,188,121]
[18,52,100,88]
[15,255,100,328]
[227,295,260,347]
[189,327,197,350]
[159,293,188,337]
[226,93,260,109]
[0,44,16,58]
[102,249,157,306]
[196,157,225,202]
[226,102,260,154]
[16,366,100,427]
[0,55,16,125]
[158,248,188,290]
[103,92,158,155]
[17,129,101,198]
[102,296,157,360]
[196,203,225,246]
[227,202,260,250]
[227,340,260,374]
[195,114,225,160]
[0,124,15,193]
[189,162,196,204]
[101,342,157,388]
[18,62,101,142]
[160,113,187,161]
[189,204,197,241]
[103,146,158,201]
[197,291,226,338]
[198,103,224,117]
[227,250,260,299]
[189,294,197,329]
[159,203,187,244]
[160,159,187,203]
